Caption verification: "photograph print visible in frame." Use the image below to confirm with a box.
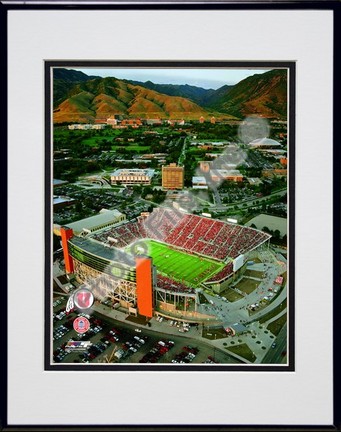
[47,62,293,369]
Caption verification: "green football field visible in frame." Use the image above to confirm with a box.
[129,239,225,287]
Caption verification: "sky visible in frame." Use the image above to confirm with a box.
[71,67,273,90]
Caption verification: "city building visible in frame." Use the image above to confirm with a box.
[167,119,185,126]
[247,178,263,186]
[67,123,106,130]
[262,169,287,178]
[198,144,213,150]
[258,149,286,155]
[210,169,244,182]
[121,118,142,127]
[53,195,77,210]
[66,209,126,235]
[192,176,208,189]
[145,118,162,126]
[162,163,184,190]
[111,169,155,185]
[140,153,167,161]
[199,161,212,173]
[205,153,220,159]
[68,124,90,130]
[53,179,69,188]
[106,117,118,126]
[92,124,107,130]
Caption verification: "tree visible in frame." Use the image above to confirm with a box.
[53,234,62,252]
[75,201,83,213]
[273,229,281,240]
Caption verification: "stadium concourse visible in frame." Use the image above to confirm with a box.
[60,206,272,324]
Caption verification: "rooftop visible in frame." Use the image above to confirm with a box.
[192,176,207,183]
[66,209,124,234]
[249,137,281,147]
[211,169,243,176]
[53,179,68,186]
[245,214,287,236]
[69,236,135,267]
[111,168,155,177]
[53,196,76,205]
[247,177,263,185]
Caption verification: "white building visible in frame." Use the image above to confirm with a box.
[68,124,106,130]
[192,176,208,189]
[247,177,263,186]
[248,137,281,148]
[107,117,118,126]
[110,169,155,185]
[66,209,126,235]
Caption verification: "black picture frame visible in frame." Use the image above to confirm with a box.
[2,1,340,431]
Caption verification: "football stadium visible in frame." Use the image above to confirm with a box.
[60,207,271,324]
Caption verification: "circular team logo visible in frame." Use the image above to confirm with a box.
[73,288,94,310]
[73,316,90,334]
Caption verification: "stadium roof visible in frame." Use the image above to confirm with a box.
[69,236,135,266]
[66,209,124,234]
[249,138,281,147]
[245,214,287,236]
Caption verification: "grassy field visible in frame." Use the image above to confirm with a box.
[130,240,224,287]
[221,288,244,302]
[259,299,287,323]
[235,278,260,294]
[226,343,256,362]
[202,327,228,340]
[244,269,264,279]
[82,137,151,152]
[267,313,287,336]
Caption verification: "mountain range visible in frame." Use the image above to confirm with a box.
[53,68,287,124]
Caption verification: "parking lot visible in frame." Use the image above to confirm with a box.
[52,297,241,365]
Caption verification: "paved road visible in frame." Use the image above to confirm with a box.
[209,188,287,211]
[210,183,222,206]
[261,323,287,364]
[177,137,187,166]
